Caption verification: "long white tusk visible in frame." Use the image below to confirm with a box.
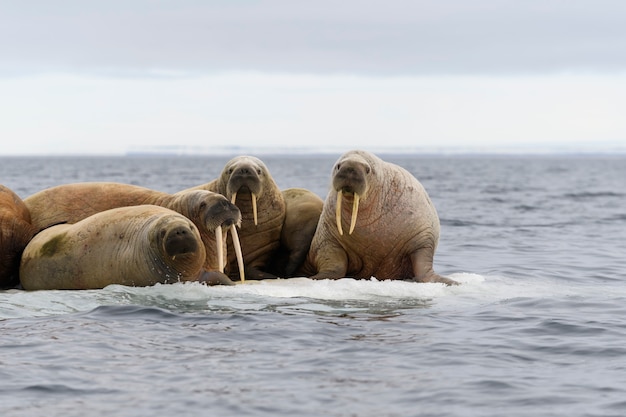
[230,192,237,204]
[215,225,224,272]
[349,193,359,235]
[252,193,258,226]
[230,224,245,283]
[336,190,343,235]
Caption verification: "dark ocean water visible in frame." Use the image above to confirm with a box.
[1,154,625,417]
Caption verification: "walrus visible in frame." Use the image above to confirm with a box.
[0,185,39,288]
[303,150,457,285]
[182,156,286,280]
[269,188,323,278]
[20,205,208,290]
[24,182,244,284]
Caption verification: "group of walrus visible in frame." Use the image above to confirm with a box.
[0,150,458,291]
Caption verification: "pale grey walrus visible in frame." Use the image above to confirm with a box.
[24,182,244,285]
[269,188,323,278]
[303,150,457,285]
[0,185,39,288]
[183,156,286,280]
[20,205,207,290]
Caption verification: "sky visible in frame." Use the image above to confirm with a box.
[1,0,625,155]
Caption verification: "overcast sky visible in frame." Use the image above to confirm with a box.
[1,0,625,155]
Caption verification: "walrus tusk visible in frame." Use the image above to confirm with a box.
[252,193,258,226]
[230,224,245,283]
[231,191,257,226]
[349,193,359,235]
[215,225,224,272]
[336,190,344,235]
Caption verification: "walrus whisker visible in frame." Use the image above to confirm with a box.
[336,190,343,235]
[230,224,245,283]
[349,193,359,235]
[252,193,258,226]
[215,225,224,272]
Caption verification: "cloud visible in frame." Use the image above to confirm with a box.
[2,0,626,76]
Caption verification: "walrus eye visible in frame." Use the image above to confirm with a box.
[199,202,207,210]
[256,168,262,175]
[228,168,234,175]
[365,166,371,174]
[336,163,341,171]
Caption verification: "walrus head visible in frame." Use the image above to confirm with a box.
[202,195,245,282]
[158,220,201,261]
[222,156,267,226]
[170,190,245,282]
[203,195,242,231]
[332,151,373,236]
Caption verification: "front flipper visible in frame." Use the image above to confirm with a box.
[307,248,348,280]
[410,249,458,286]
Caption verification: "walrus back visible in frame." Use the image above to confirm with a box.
[24,182,171,231]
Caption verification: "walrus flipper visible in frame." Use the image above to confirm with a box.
[410,250,458,286]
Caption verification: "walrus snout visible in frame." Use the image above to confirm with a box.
[332,159,371,236]
[227,165,263,227]
[206,199,242,229]
[162,226,200,257]
[332,162,369,196]
[228,172,263,196]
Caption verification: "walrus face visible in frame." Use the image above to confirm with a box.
[202,196,245,282]
[160,222,201,260]
[222,156,267,226]
[332,153,372,236]
[202,196,242,231]
[179,191,245,283]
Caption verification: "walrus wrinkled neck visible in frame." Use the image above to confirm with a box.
[229,186,259,226]
[162,225,200,259]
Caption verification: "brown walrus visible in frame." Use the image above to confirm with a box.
[302,150,457,285]
[20,205,207,290]
[269,188,323,278]
[24,182,244,284]
[183,156,285,280]
[0,185,39,288]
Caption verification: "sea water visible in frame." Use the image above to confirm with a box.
[0,154,625,417]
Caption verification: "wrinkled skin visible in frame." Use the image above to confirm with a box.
[269,187,323,278]
[303,150,457,286]
[25,182,242,285]
[20,205,206,290]
[183,156,286,280]
[0,185,38,288]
